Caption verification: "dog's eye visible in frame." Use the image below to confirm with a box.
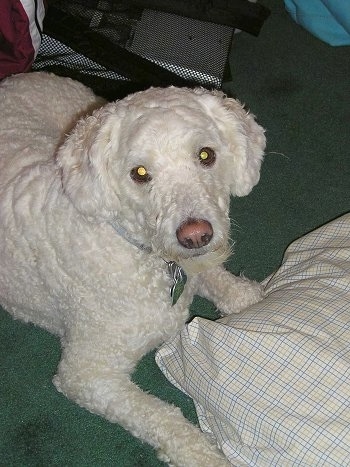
[198,147,216,167]
[130,166,152,183]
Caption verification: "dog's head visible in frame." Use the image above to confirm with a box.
[56,87,265,274]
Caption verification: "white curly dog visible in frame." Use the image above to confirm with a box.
[0,72,265,466]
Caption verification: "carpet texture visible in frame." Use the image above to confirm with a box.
[0,0,349,465]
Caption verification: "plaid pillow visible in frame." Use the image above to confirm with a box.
[157,213,350,466]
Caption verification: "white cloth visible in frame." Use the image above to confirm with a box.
[156,213,350,466]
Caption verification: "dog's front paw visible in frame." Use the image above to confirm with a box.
[218,277,264,316]
[157,431,230,467]
[197,267,264,317]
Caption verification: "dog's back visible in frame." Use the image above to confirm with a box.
[0,73,103,332]
[0,72,103,186]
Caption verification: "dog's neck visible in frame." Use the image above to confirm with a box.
[109,220,152,253]
[108,219,187,305]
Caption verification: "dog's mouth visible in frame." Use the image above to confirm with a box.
[177,244,231,275]
[161,240,231,275]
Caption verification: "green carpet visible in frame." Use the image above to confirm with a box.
[0,0,349,465]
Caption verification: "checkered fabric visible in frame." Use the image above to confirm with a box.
[33,34,127,81]
[156,213,350,466]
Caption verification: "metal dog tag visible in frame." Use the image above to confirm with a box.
[168,261,187,306]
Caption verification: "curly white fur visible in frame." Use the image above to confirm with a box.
[0,72,265,466]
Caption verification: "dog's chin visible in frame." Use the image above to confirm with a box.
[176,244,231,275]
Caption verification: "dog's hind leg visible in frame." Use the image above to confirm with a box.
[53,339,229,467]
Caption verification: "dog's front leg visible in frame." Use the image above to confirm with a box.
[53,338,230,467]
[195,265,263,316]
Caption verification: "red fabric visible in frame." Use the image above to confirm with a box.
[0,0,35,79]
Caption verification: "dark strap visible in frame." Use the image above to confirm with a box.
[128,0,271,36]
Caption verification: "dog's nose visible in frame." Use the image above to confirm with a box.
[176,218,213,249]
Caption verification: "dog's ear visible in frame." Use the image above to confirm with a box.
[202,90,266,197]
[56,103,121,219]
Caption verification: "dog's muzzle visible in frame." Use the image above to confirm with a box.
[176,218,213,249]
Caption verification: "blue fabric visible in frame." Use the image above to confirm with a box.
[284,0,350,46]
